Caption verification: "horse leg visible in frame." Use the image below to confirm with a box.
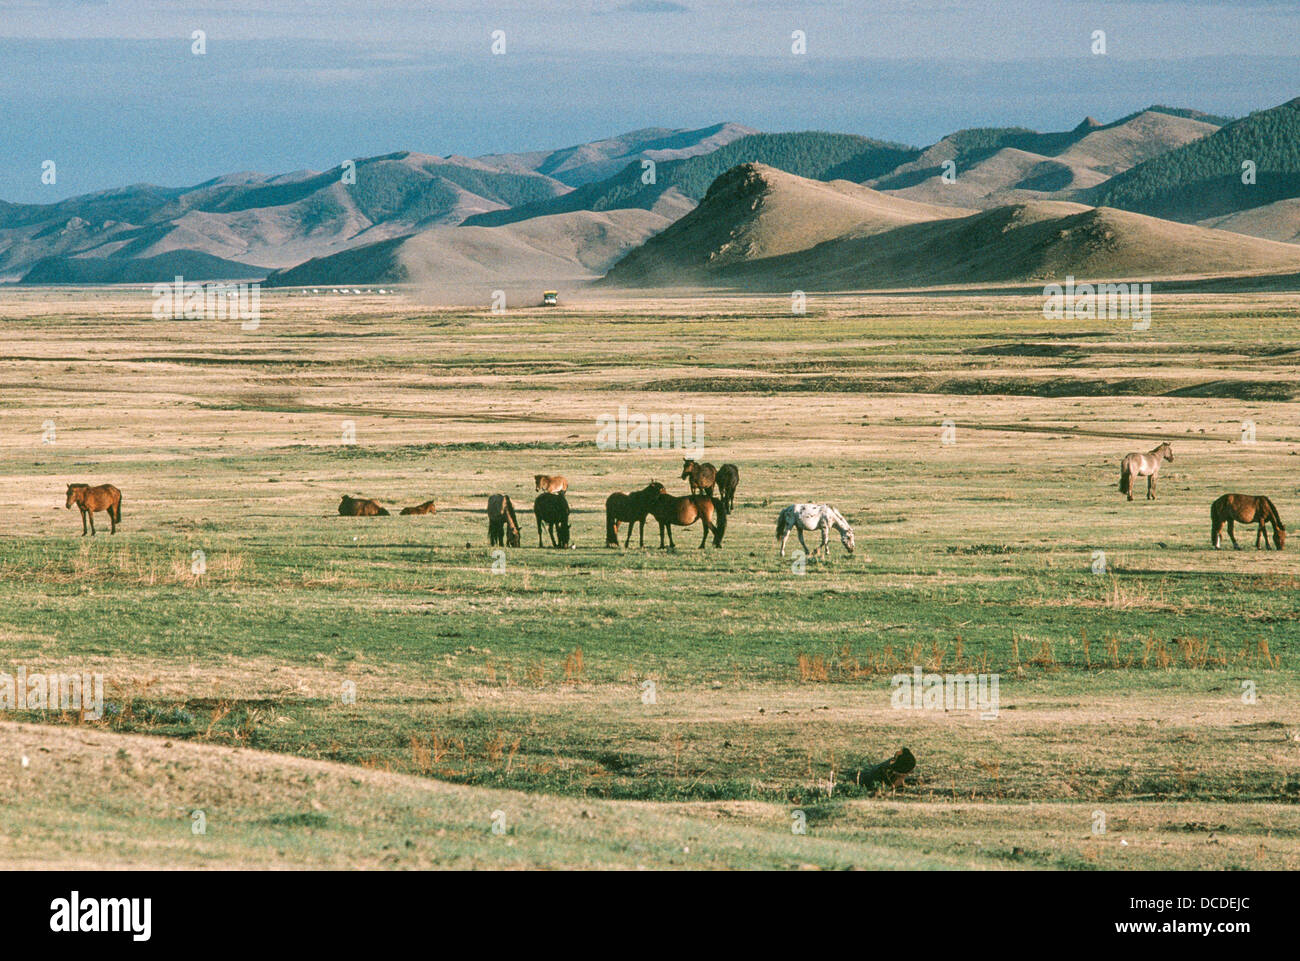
[537,516,545,548]
[1228,519,1239,549]
[699,519,710,549]
[1212,518,1222,549]
[1258,522,1269,550]
[797,529,810,557]
[778,526,790,557]
[1147,474,1155,500]
[80,507,88,536]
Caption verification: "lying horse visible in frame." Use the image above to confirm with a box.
[681,459,717,497]
[605,481,666,548]
[715,463,740,512]
[650,492,726,549]
[1212,494,1286,550]
[854,748,916,793]
[1119,443,1173,501]
[338,494,389,516]
[66,483,122,536]
[534,491,570,547]
[488,494,521,547]
[400,500,437,515]
[535,474,567,494]
[776,503,855,557]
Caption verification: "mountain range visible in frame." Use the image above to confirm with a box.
[6,99,1300,290]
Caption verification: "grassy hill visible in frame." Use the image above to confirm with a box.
[1090,97,1300,221]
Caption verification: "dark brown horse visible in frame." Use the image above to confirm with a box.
[488,494,521,547]
[681,459,717,497]
[66,483,121,536]
[535,474,568,494]
[715,463,740,512]
[1212,494,1286,550]
[338,494,389,516]
[534,491,570,547]
[650,492,726,549]
[400,500,437,515]
[605,481,666,548]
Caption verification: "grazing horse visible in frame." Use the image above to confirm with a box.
[1212,494,1286,550]
[1119,443,1173,501]
[488,494,520,547]
[400,500,437,515]
[605,482,667,548]
[65,483,121,536]
[681,459,717,497]
[338,494,389,516]
[535,474,567,494]
[776,504,855,557]
[715,463,740,512]
[534,491,571,547]
[650,492,726,549]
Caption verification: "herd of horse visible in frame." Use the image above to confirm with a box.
[61,443,1286,554]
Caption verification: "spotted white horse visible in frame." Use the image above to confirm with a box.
[776,503,855,557]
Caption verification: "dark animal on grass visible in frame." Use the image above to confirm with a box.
[680,459,717,497]
[338,494,389,516]
[1211,494,1286,551]
[854,748,916,793]
[400,500,437,515]
[715,463,740,512]
[488,494,521,548]
[65,483,122,536]
[1119,442,1173,501]
[605,481,666,548]
[650,492,726,549]
[535,474,567,494]
[534,491,570,548]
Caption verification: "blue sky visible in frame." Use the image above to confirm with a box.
[3,0,1299,202]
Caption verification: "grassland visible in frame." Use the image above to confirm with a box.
[1,285,1298,869]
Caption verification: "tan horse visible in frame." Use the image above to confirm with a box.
[400,500,437,515]
[66,483,122,536]
[535,474,567,494]
[1212,494,1286,550]
[1119,443,1173,501]
[338,494,389,516]
[488,494,520,547]
[650,492,726,549]
[681,459,717,497]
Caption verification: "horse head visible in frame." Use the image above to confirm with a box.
[1276,526,1287,550]
[534,474,545,491]
[680,459,696,480]
[1161,444,1174,461]
[65,484,80,508]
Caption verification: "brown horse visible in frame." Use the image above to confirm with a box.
[715,463,740,512]
[650,492,726,549]
[488,494,521,547]
[605,481,666,548]
[338,494,389,516]
[535,474,567,494]
[534,491,571,547]
[681,459,717,497]
[400,500,437,515]
[1212,494,1286,550]
[1119,443,1173,501]
[66,483,121,536]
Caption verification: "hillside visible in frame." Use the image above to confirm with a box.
[602,163,969,283]
[1090,97,1300,223]
[463,132,922,228]
[265,208,673,287]
[604,164,1300,289]
[876,110,1218,208]
[19,249,264,284]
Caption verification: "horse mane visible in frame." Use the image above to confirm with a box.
[1262,496,1284,529]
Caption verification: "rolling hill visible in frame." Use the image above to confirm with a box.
[604,163,1300,290]
[264,208,674,288]
[1089,97,1300,226]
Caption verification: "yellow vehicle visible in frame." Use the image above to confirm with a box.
[542,290,558,306]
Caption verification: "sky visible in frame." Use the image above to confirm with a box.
[3,0,1299,203]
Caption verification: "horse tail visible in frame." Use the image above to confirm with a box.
[1119,462,1130,495]
[775,511,786,542]
[113,494,122,523]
